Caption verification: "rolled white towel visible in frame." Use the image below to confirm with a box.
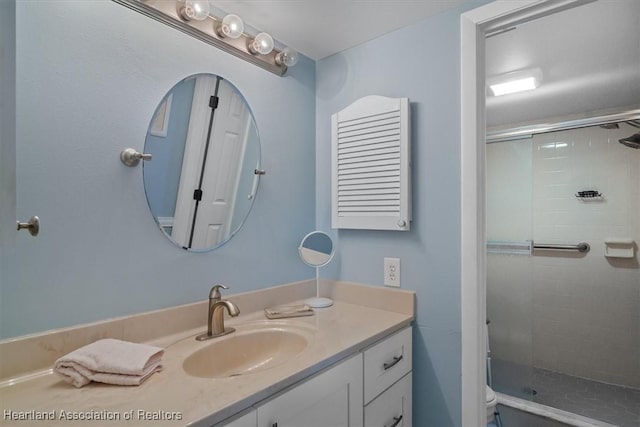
[54,338,164,388]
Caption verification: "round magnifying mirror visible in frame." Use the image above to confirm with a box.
[143,73,261,251]
[299,231,335,308]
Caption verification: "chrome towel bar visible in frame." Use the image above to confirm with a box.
[487,240,591,255]
[533,242,590,253]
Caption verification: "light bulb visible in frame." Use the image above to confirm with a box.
[275,47,299,67]
[217,14,244,39]
[179,0,210,21]
[249,32,274,55]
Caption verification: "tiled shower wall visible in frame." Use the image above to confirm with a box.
[487,123,640,389]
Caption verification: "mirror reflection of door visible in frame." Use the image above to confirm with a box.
[191,78,250,248]
[171,75,251,249]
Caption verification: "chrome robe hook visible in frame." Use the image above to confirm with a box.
[17,216,40,236]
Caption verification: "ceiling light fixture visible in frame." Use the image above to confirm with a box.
[488,68,542,96]
[113,0,297,76]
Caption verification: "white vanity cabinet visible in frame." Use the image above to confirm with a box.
[218,409,257,427]
[364,373,412,427]
[214,326,412,427]
[256,353,363,427]
[363,326,412,427]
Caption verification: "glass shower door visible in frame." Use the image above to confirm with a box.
[486,139,536,400]
[487,253,535,400]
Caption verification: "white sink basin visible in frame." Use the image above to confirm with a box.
[183,323,314,378]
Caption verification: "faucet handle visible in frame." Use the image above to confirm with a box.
[209,284,229,301]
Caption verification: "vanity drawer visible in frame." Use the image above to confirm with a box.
[363,326,412,404]
[364,372,412,427]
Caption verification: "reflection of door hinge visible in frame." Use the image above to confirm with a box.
[193,189,203,201]
[209,95,219,109]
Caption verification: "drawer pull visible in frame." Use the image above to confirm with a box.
[386,415,403,427]
[383,355,403,370]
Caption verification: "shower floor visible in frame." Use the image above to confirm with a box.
[532,368,640,427]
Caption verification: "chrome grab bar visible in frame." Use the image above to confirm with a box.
[533,242,590,253]
[487,240,591,254]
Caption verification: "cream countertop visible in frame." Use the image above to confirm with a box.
[0,281,415,427]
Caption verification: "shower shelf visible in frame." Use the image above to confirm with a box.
[575,190,603,201]
[604,238,635,258]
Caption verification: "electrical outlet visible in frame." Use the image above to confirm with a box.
[384,257,401,287]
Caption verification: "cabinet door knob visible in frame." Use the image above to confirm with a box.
[386,415,403,427]
[383,355,403,370]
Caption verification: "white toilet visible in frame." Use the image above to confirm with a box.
[485,322,499,424]
[486,385,498,423]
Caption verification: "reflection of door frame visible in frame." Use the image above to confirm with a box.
[171,75,218,248]
[460,0,595,424]
[189,79,250,248]
[149,94,172,137]
[226,117,251,234]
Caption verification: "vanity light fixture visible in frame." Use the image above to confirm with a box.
[179,0,210,21]
[488,68,542,96]
[113,0,297,76]
[216,14,244,39]
[275,47,300,67]
[248,32,275,55]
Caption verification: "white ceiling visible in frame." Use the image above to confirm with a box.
[485,0,640,127]
[210,0,464,60]
[210,0,640,128]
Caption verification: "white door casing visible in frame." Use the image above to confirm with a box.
[460,1,595,425]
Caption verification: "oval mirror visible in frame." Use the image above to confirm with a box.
[143,73,261,251]
[299,231,335,308]
[298,231,335,267]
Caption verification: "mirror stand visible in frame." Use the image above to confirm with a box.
[298,231,335,309]
[305,266,333,308]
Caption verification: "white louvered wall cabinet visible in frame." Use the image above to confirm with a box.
[331,95,411,231]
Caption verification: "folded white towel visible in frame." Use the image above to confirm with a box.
[54,338,164,388]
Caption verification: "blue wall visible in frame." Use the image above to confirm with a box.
[4,0,316,338]
[316,2,488,425]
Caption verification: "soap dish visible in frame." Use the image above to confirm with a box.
[265,304,314,319]
[604,238,636,258]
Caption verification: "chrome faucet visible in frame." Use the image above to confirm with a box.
[196,285,240,341]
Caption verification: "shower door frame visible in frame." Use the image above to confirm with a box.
[459,0,598,425]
